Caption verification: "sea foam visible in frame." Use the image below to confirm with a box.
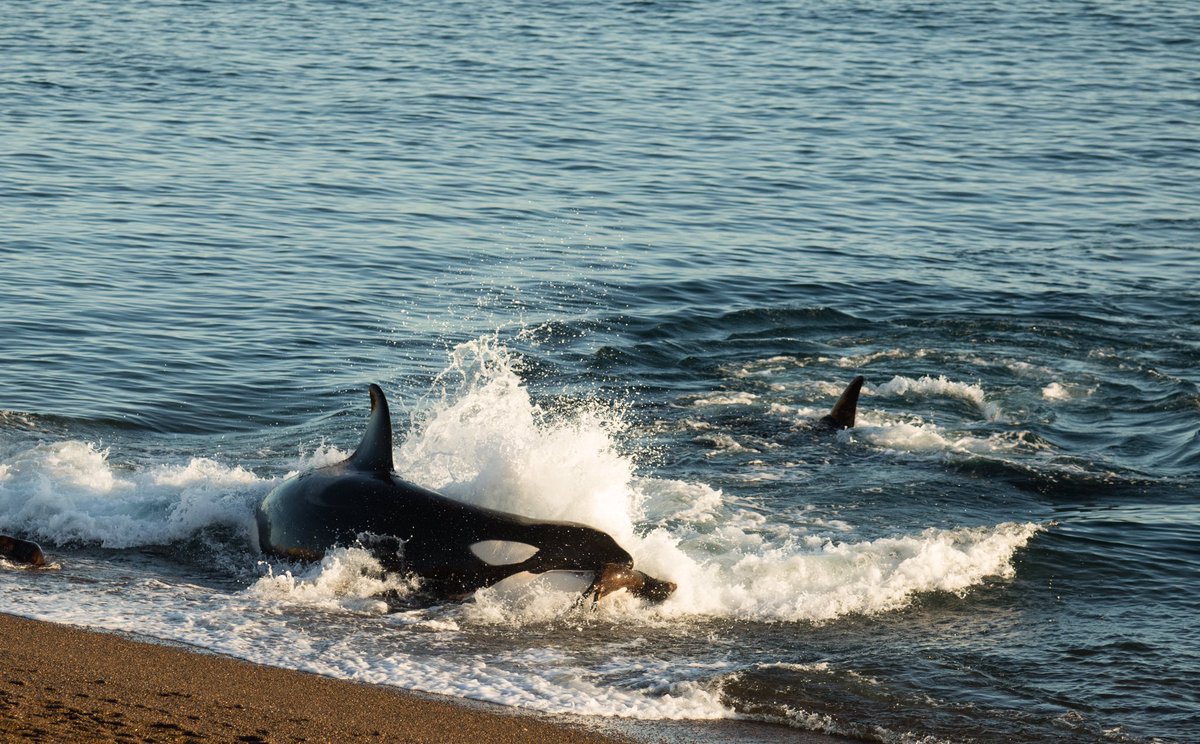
[377,338,1039,624]
[0,337,1047,732]
[871,375,1003,421]
[1,337,1040,628]
[0,440,264,548]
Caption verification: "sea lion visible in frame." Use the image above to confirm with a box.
[0,535,46,567]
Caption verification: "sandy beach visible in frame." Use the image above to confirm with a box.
[0,612,627,743]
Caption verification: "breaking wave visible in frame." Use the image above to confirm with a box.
[871,375,1003,422]
[378,338,1039,623]
[1,337,1040,628]
[0,440,265,548]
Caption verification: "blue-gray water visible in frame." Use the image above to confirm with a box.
[2,2,1198,741]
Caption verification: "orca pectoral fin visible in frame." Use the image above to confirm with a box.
[820,375,865,430]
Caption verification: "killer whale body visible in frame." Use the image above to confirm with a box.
[819,376,865,430]
[256,385,675,603]
[0,535,45,567]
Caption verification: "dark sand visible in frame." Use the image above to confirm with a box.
[0,612,627,743]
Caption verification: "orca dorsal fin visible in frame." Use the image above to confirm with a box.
[820,375,865,430]
[348,384,394,473]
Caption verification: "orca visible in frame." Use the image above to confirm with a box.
[0,535,45,567]
[256,385,675,604]
[819,375,865,430]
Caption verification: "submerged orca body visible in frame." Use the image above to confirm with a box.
[819,376,865,430]
[256,385,675,603]
[0,535,45,567]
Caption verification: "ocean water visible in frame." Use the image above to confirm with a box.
[2,1,1198,741]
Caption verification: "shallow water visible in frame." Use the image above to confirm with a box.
[2,1,1198,741]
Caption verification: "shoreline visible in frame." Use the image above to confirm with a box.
[0,612,847,743]
[0,612,627,743]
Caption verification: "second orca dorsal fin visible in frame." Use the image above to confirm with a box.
[820,375,865,430]
[348,384,394,473]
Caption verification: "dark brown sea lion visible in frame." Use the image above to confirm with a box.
[0,535,46,567]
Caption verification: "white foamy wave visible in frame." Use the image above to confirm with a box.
[446,499,1039,626]
[0,557,61,571]
[847,413,1035,457]
[396,337,642,545]
[757,661,832,673]
[249,547,418,614]
[690,391,760,407]
[819,348,927,368]
[774,705,957,744]
[692,433,759,456]
[722,355,801,379]
[1042,382,1071,401]
[1006,360,1055,377]
[639,478,724,525]
[0,565,732,723]
[465,571,602,625]
[780,406,1033,460]
[0,440,266,547]
[286,645,732,720]
[370,337,1041,625]
[872,375,1002,421]
[0,336,1047,732]
[806,380,850,399]
[296,442,351,471]
[654,521,1041,622]
[1041,382,1094,401]
[458,506,1032,627]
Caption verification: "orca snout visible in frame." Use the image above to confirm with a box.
[582,529,637,568]
[556,527,677,601]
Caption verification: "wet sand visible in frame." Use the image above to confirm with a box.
[0,612,626,743]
